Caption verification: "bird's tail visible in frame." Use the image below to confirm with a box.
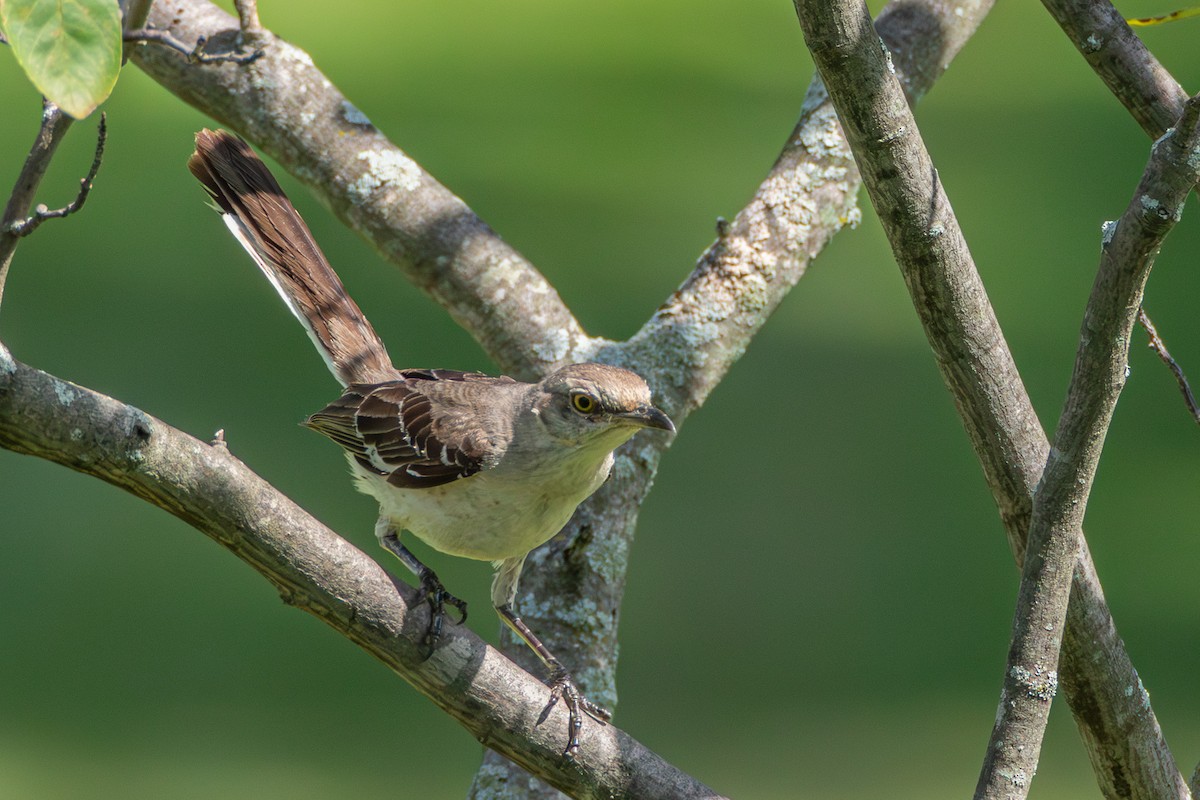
[188,129,395,386]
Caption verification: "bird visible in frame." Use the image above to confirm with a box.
[187,129,674,757]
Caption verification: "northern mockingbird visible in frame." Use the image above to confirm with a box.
[188,130,674,757]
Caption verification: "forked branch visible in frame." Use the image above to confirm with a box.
[0,101,75,307]
[5,114,106,239]
[793,0,1192,797]
[975,94,1200,800]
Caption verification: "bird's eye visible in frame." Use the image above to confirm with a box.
[571,393,598,414]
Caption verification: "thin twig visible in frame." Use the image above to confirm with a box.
[123,27,263,64]
[1137,307,1200,424]
[7,114,107,238]
[0,100,75,309]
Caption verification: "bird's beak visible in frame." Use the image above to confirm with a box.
[618,405,676,434]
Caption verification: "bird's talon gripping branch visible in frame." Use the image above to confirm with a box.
[415,571,467,649]
[378,532,467,650]
[545,668,610,758]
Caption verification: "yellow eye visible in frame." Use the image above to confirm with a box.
[571,393,598,414]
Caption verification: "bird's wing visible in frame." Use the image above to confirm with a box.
[304,370,517,489]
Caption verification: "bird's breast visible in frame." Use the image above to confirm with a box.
[351,450,615,561]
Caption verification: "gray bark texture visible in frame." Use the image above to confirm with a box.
[794,0,1197,797]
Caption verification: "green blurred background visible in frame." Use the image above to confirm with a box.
[2,0,1198,797]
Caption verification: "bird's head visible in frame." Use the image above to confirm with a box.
[532,363,675,450]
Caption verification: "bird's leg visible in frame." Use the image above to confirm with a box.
[492,556,609,759]
[378,526,467,650]
[496,604,611,758]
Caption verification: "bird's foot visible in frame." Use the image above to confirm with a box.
[416,571,467,651]
[541,667,611,759]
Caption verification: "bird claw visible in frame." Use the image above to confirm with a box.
[417,572,467,651]
[542,669,611,759]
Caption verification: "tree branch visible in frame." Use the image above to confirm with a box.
[128,0,588,382]
[1039,0,1188,139]
[0,341,726,800]
[975,93,1200,800]
[5,113,106,239]
[1137,308,1200,424]
[0,101,74,308]
[793,0,1192,797]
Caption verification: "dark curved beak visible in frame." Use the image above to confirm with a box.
[619,405,676,434]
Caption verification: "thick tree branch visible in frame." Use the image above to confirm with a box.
[0,341,726,800]
[793,0,1192,797]
[622,0,995,420]
[128,0,587,382]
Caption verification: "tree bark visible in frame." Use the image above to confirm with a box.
[0,342,727,800]
[794,0,1194,796]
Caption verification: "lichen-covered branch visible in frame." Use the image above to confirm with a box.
[622,0,995,421]
[793,0,1191,797]
[0,342,726,800]
[128,0,589,382]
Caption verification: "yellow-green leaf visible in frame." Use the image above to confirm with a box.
[1127,5,1200,25]
[0,0,122,119]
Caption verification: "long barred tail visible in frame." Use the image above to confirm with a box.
[188,129,395,386]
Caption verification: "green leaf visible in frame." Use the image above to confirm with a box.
[0,0,122,119]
